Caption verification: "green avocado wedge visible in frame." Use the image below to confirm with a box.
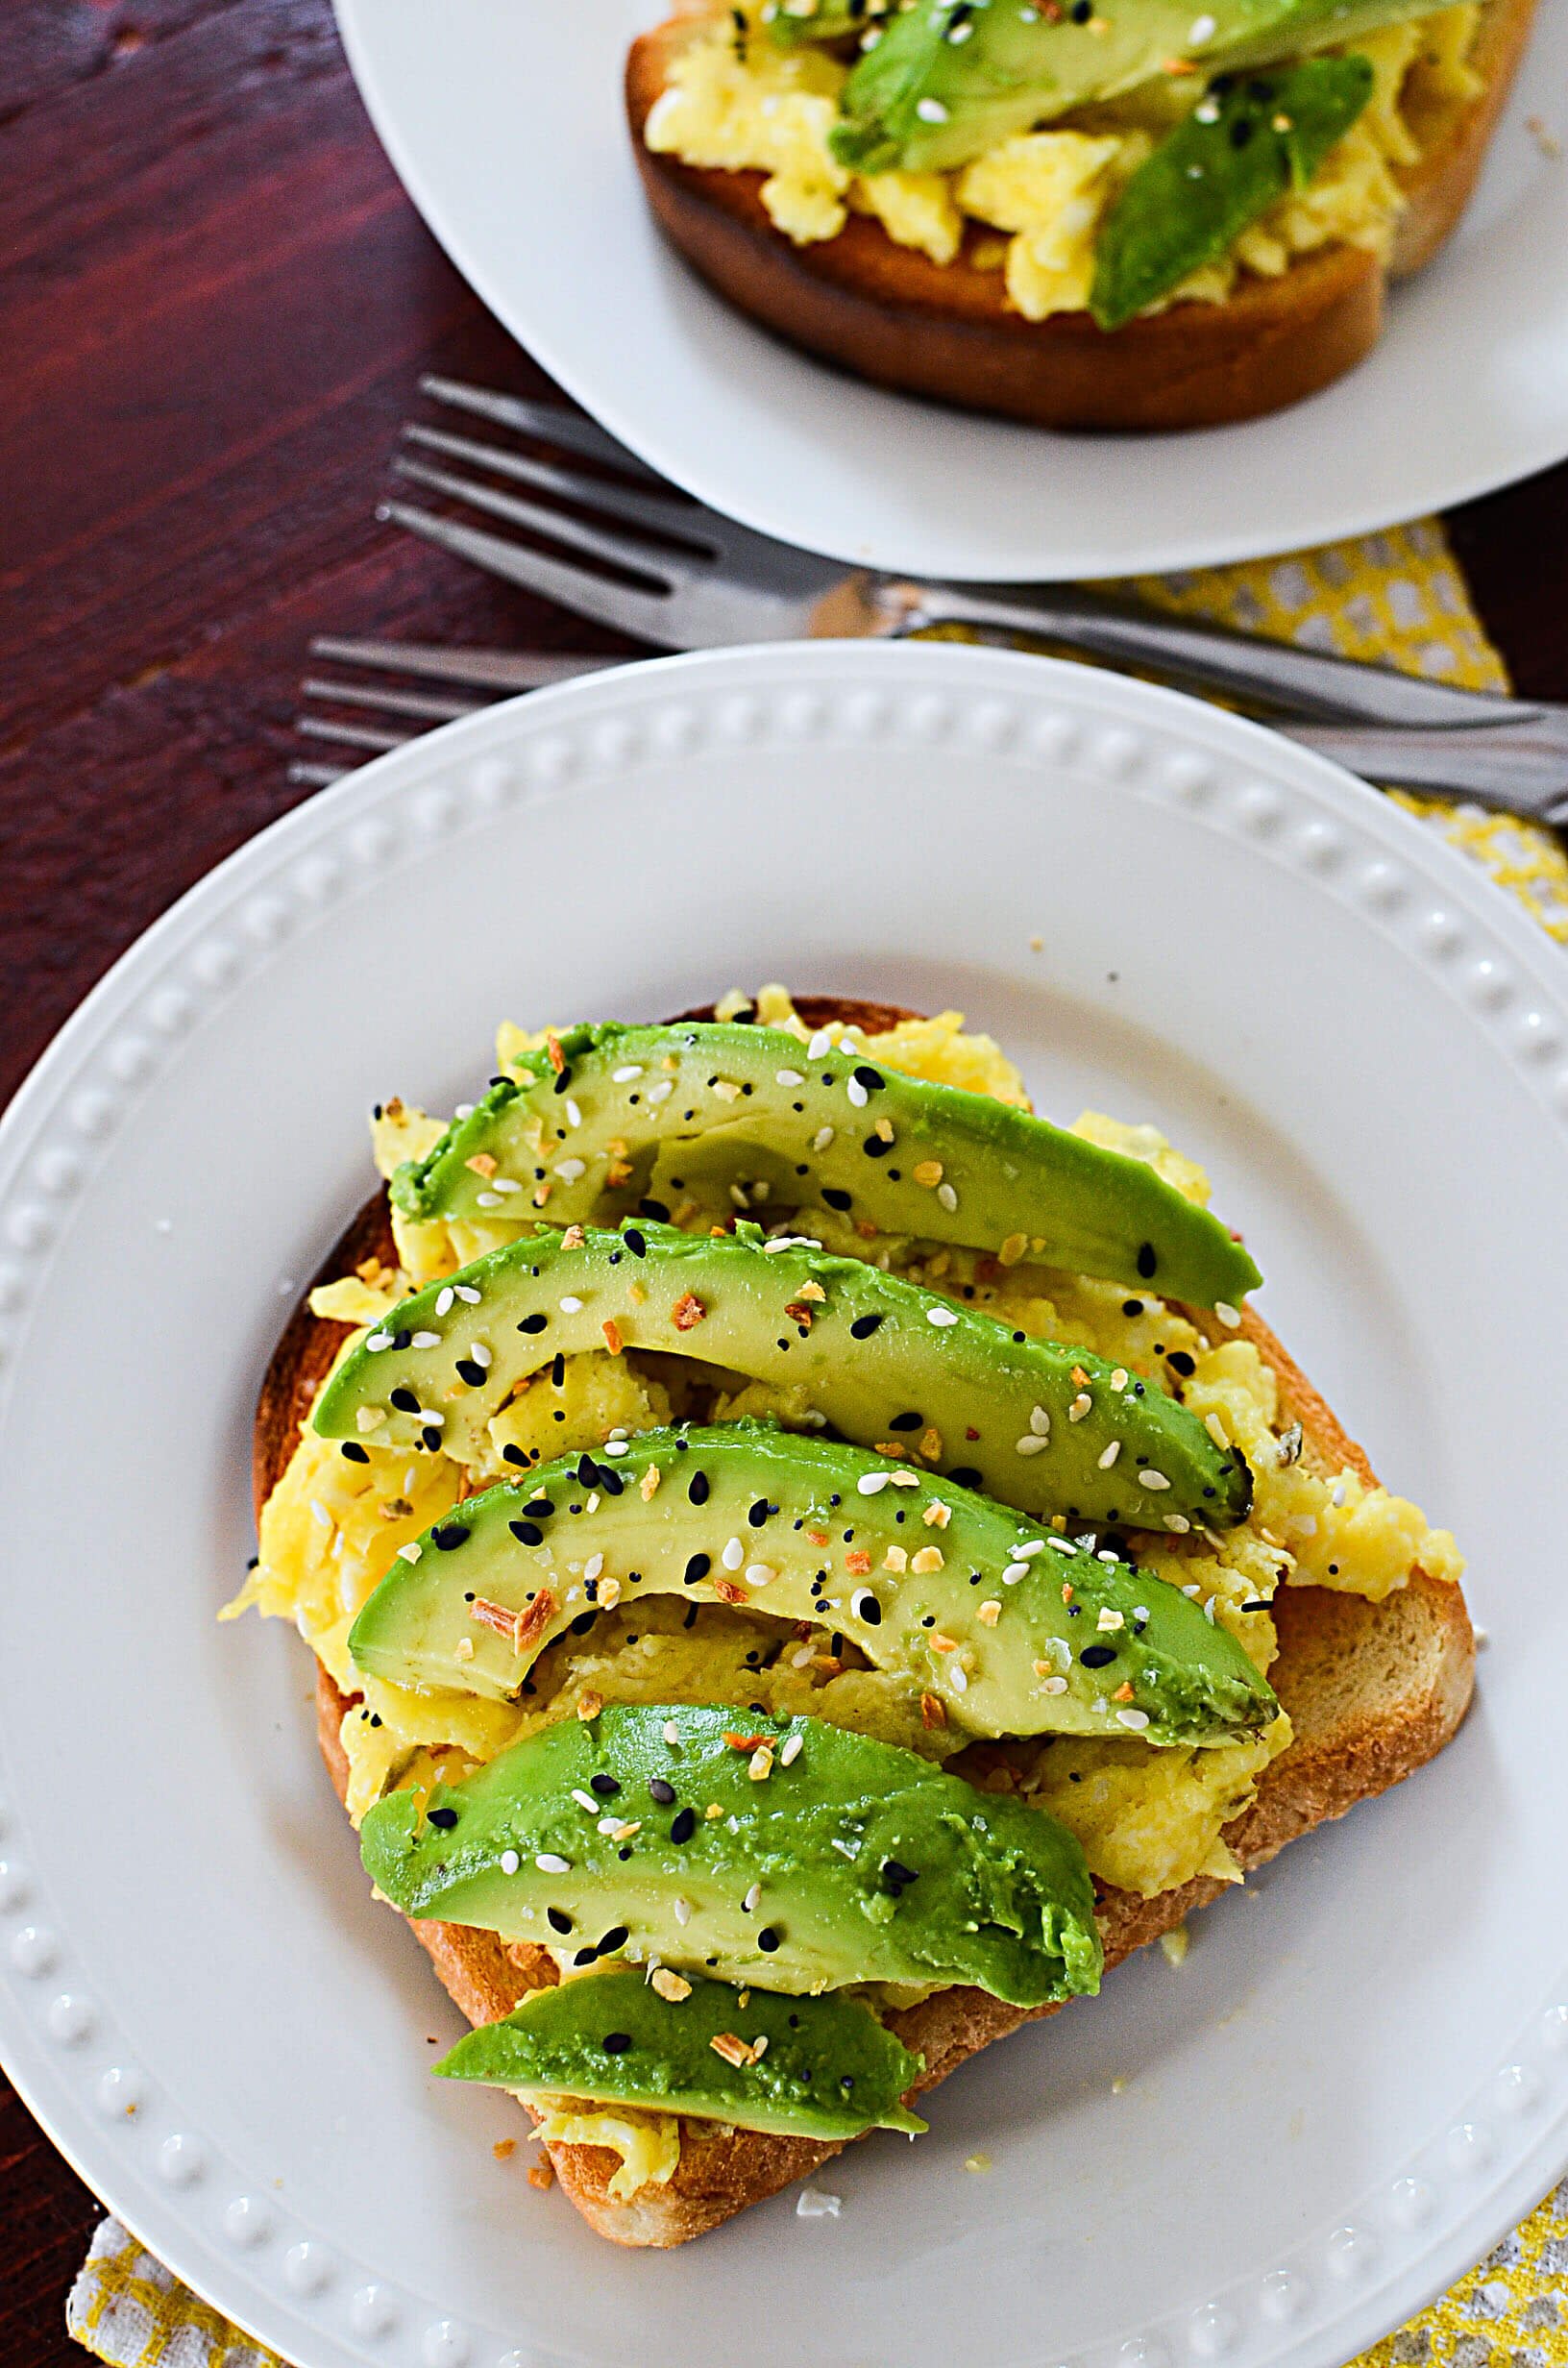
[313,1222,1253,1530]
[359,1702,1104,2008]
[830,0,1447,176]
[348,1424,1277,1747]
[391,1020,1261,1310]
[435,1967,928,2142]
[1090,58,1374,330]
[768,0,897,44]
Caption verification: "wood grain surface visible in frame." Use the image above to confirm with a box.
[0,3,1563,2357]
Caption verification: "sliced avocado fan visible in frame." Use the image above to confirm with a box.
[392,1020,1260,1310]
[313,1221,1253,1530]
[349,1423,1277,1747]
[436,1966,928,2142]
[829,0,1451,177]
[359,1702,1104,2008]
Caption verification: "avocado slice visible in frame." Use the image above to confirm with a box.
[392,1020,1260,1309]
[313,1221,1252,1530]
[348,1423,1276,1746]
[768,0,897,44]
[831,0,1448,176]
[359,1702,1104,2007]
[1090,58,1374,330]
[435,1966,927,2141]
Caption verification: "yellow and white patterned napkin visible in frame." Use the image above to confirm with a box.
[65,519,1568,2368]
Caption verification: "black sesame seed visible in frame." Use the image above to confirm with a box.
[455,1357,487,1387]
[684,1552,711,1585]
[947,1467,981,1490]
[624,1227,647,1259]
[340,1442,370,1464]
[757,1927,781,1953]
[517,1312,549,1335]
[572,1946,597,1967]
[431,1524,469,1551]
[649,1778,676,1806]
[853,1065,885,1092]
[747,1499,771,1528]
[849,1313,883,1339]
[1167,1350,1196,1377]
[508,1519,544,1546]
[570,1610,599,1637]
[548,1907,573,1935]
[1122,1298,1145,1318]
[502,1444,527,1467]
[427,1807,457,1830]
[1230,113,1254,146]
[639,1198,672,1222]
[888,1410,922,1431]
[822,1188,852,1212]
[598,1926,630,1954]
[1080,1644,1118,1668]
[390,1330,411,1352]
[863,1135,891,1158]
[688,1470,710,1505]
[551,1352,566,1386]
[591,1773,621,1797]
[1136,1242,1158,1279]
[390,1386,420,1414]
[670,1807,697,1843]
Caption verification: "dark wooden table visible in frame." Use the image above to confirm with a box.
[2,5,1564,2358]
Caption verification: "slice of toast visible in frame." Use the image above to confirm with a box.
[254,998,1473,2246]
[625,0,1538,431]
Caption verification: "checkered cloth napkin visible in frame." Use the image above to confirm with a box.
[66,520,1568,2368]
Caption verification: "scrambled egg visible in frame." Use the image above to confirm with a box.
[644,5,1485,319]
[234,992,1461,1919]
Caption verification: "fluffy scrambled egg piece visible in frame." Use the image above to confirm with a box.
[236,989,1460,1903]
[530,2106,681,2201]
[646,6,1483,318]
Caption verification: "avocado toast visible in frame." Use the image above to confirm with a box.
[243,991,1472,2246]
[626,0,1537,430]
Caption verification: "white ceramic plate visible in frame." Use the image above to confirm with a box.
[1,642,1566,2368]
[330,0,1568,582]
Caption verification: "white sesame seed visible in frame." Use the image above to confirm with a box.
[780,1733,803,1765]
[573,1788,600,1813]
[806,1029,833,1058]
[729,1183,750,1209]
[1189,11,1216,37]
[1003,1562,1030,1585]
[744,1883,762,1912]
[1214,1302,1241,1329]
[471,1342,492,1369]
[1047,1537,1077,1554]
[493,1176,525,1196]
[309,1499,332,1530]
[663,1721,681,1747]
[936,1182,959,1212]
[674,1895,692,1925]
[1194,96,1220,121]
[435,1289,455,1317]
[477,1192,502,1208]
[857,1472,891,1495]
[602,1440,629,1458]
[453,1103,475,1121]
[790,1645,813,1668]
[926,1306,959,1327]
[916,94,949,120]
[1116,1707,1152,1730]
[584,1553,604,1582]
[365,1333,391,1352]
[1332,1481,1348,1508]
[598,1814,625,1836]
[455,1285,481,1304]
[746,1564,775,1587]
[1098,1441,1121,1468]
[775,1068,804,1087]
[535,1853,571,1874]
[723,1537,745,1570]
[565,1098,583,1127]
[1068,1393,1092,1421]
[1017,1540,1045,1557]
[410,1330,440,1349]
[846,1078,869,1109]
[1139,1468,1171,1491]
[1164,1514,1192,1534]
[649,1079,674,1104]
[559,1295,583,1314]
[613,1066,644,1084]
[1041,1673,1068,1695]
[500,1849,520,1875]
[948,1663,968,1692]
[812,1125,835,1151]
[1029,1405,1051,1437]
[1110,1369,1128,1392]
[1097,1549,1119,1565]
[1015,1435,1048,1457]
[554,1158,586,1183]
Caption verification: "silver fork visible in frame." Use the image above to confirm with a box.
[297,376,1568,818]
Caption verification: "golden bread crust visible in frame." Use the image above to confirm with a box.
[624,0,1536,430]
[258,997,1473,2246]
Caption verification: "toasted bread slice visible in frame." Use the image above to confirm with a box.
[256,997,1473,2245]
[625,0,1537,431]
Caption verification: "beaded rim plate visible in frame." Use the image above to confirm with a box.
[328,0,1568,581]
[0,642,1565,2368]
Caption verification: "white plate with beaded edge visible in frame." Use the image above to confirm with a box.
[1,641,1565,2368]
[330,0,1568,581]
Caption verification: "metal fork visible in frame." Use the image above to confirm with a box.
[297,376,1568,818]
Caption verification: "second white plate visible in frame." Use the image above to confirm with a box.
[332,0,1568,581]
[1,645,1566,2368]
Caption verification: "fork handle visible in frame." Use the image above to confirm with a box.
[895,580,1551,731]
[1274,719,1568,818]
